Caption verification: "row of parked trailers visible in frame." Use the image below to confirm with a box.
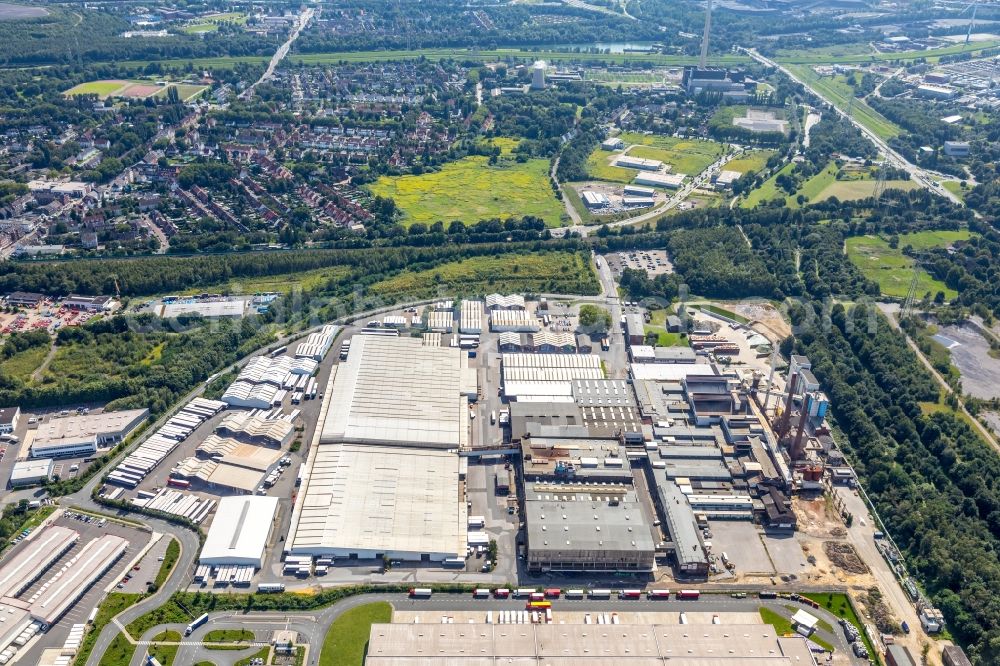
[0,621,41,664]
[133,487,215,524]
[197,564,254,586]
[465,610,555,625]
[415,588,700,600]
[107,398,227,488]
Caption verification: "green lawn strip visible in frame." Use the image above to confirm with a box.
[194,662,216,666]
[758,607,834,652]
[204,628,257,649]
[153,537,181,589]
[78,592,142,666]
[696,303,750,324]
[320,602,393,666]
[802,593,880,663]
[98,632,137,666]
[149,630,182,665]
[21,504,56,530]
[236,646,272,666]
[368,155,564,227]
[126,598,192,639]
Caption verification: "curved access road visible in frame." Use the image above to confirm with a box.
[131,591,863,666]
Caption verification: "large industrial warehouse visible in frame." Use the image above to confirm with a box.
[364,621,817,665]
[320,335,474,449]
[200,496,279,568]
[286,336,472,561]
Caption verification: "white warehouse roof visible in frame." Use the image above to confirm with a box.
[200,496,278,568]
[287,443,466,560]
[320,336,468,449]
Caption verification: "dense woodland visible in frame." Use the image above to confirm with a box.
[792,302,1000,665]
[0,8,280,66]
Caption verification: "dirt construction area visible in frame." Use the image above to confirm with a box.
[733,301,792,342]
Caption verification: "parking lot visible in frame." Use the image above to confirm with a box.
[15,510,152,665]
[604,249,673,277]
[707,520,775,577]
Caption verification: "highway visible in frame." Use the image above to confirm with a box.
[240,7,314,101]
[742,48,964,207]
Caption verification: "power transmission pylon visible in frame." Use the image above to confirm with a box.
[872,159,888,203]
[901,267,920,320]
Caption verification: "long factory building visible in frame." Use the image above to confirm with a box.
[285,335,475,561]
[365,621,818,665]
[0,524,129,661]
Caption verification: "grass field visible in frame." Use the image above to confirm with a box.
[622,133,725,175]
[64,79,129,97]
[585,70,664,85]
[742,162,794,208]
[846,230,972,299]
[587,134,725,183]
[99,633,137,666]
[320,602,392,666]
[182,11,247,33]
[369,155,564,227]
[0,344,49,382]
[367,250,599,299]
[776,39,1000,64]
[813,178,919,203]
[168,265,350,297]
[161,83,209,101]
[236,647,271,666]
[942,180,967,201]
[724,149,775,176]
[784,64,901,140]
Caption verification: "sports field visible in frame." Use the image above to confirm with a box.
[368,155,564,227]
[846,230,972,299]
[65,79,208,101]
[64,80,131,98]
[182,11,247,33]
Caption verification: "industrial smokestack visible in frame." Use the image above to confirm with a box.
[699,0,713,69]
[777,372,798,437]
[791,396,808,461]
